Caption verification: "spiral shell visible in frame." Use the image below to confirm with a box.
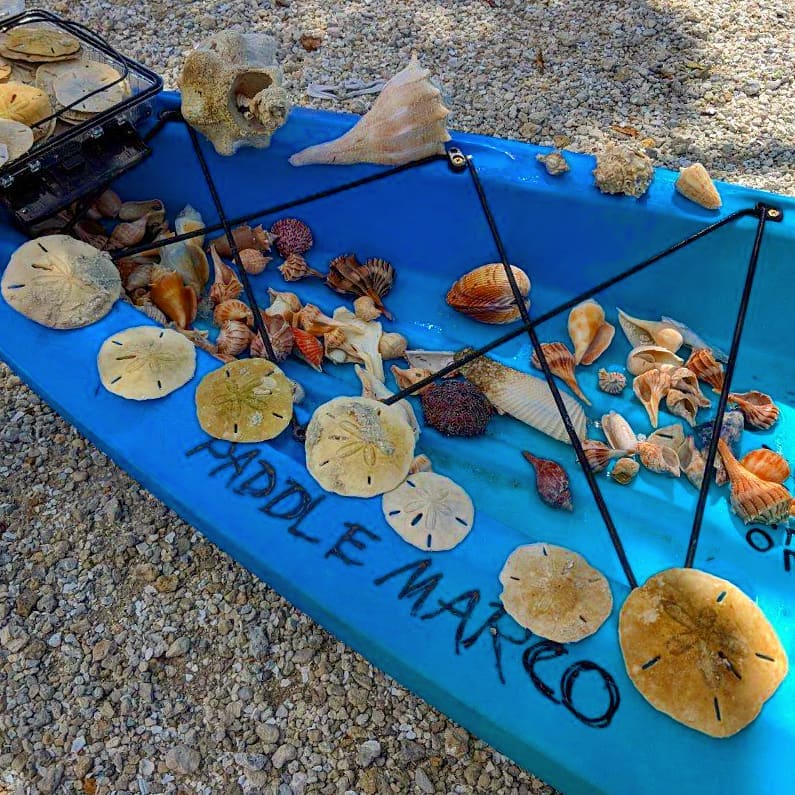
[685,348,724,393]
[740,448,790,484]
[250,314,294,362]
[216,319,252,357]
[728,390,779,431]
[264,287,302,323]
[278,253,323,282]
[150,269,197,328]
[626,344,683,376]
[213,299,254,327]
[239,248,271,275]
[531,342,590,405]
[208,246,243,305]
[610,457,640,485]
[354,295,382,322]
[637,441,680,477]
[446,263,531,324]
[379,331,408,360]
[633,368,672,428]
[292,327,324,371]
[669,367,711,408]
[597,368,627,395]
[665,388,700,427]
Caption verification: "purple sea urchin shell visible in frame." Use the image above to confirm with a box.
[271,218,314,257]
[420,380,492,437]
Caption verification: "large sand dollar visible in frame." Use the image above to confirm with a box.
[1,235,121,329]
[98,326,196,401]
[619,567,788,737]
[3,27,80,58]
[53,61,128,114]
[0,81,52,134]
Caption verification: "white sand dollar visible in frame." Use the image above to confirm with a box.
[382,472,474,551]
[0,118,33,163]
[98,326,196,401]
[53,61,128,114]
[1,234,121,329]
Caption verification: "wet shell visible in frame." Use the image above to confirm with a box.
[610,457,640,485]
[633,369,672,428]
[740,448,790,484]
[617,309,684,352]
[597,368,627,395]
[327,253,393,319]
[391,365,433,394]
[446,263,531,325]
[364,257,395,298]
[531,342,590,405]
[666,388,700,427]
[216,319,252,357]
[601,411,638,452]
[728,391,779,431]
[522,451,573,511]
[213,224,273,257]
[685,348,724,393]
[208,246,243,305]
[719,440,791,525]
[379,331,408,360]
[354,295,382,322]
[292,327,324,371]
[239,248,271,275]
[582,439,628,473]
[637,441,680,477]
[627,345,684,376]
[213,299,254,327]
[676,162,721,210]
[271,217,313,257]
[593,143,654,198]
[250,313,294,362]
[150,270,197,328]
[580,321,615,366]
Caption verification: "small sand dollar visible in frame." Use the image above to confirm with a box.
[98,326,196,401]
[195,358,293,442]
[1,235,121,329]
[4,27,80,58]
[305,396,415,497]
[0,118,33,163]
[499,543,613,643]
[382,472,474,551]
[53,61,128,114]
[619,567,788,738]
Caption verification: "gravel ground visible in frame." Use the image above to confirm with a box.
[2,1,795,793]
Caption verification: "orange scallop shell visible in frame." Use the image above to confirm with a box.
[740,448,790,483]
[728,390,779,430]
[446,263,531,324]
[149,270,197,328]
[685,347,724,393]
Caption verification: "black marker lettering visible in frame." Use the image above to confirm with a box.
[374,559,443,616]
[522,641,567,703]
[784,549,795,573]
[261,479,324,544]
[209,448,258,486]
[421,590,481,654]
[234,460,278,498]
[186,439,237,459]
[746,527,774,553]
[560,660,620,729]
[325,523,381,566]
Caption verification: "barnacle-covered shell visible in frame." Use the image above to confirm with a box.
[582,439,628,473]
[271,217,313,256]
[391,365,433,394]
[239,248,270,275]
[150,269,198,328]
[685,348,724,394]
[610,457,640,485]
[740,448,791,484]
[593,143,654,198]
[617,309,684,352]
[536,150,570,175]
[627,345,684,376]
[728,391,779,431]
[214,299,254,327]
[601,411,638,453]
[446,263,531,325]
[597,368,627,395]
[217,319,252,357]
[675,162,721,210]
[633,369,672,428]
[420,380,492,437]
[637,441,680,477]
[531,342,590,405]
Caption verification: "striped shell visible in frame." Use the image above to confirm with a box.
[531,342,590,405]
[597,369,627,395]
[292,327,324,371]
[728,390,779,431]
[213,299,254,327]
[239,248,271,275]
[581,439,628,473]
[446,263,531,324]
[685,348,724,393]
[250,314,294,362]
[216,319,252,357]
[740,448,790,484]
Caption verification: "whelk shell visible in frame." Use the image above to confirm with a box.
[354,295,382,322]
[208,246,243,305]
[685,348,724,394]
[675,162,721,210]
[531,342,590,405]
[580,320,615,366]
[278,253,324,282]
[581,439,628,473]
[522,451,573,511]
[669,366,711,408]
[567,299,604,365]
[719,439,792,525]
[626,344,684,376]
[601,411,638,452]
[213,299,254,327]
[617,309,684,352]
[446,263,531,325]
[150,269,197,328]
[633,369,672,428]
[264,287,302,323]
[216,319,252,357]
[665,388,700,427]
[597,368,627,395]
[239,248,271,275]
[677,436,706,489]
[637,441,680,477]
[610,457,640,485]
[728,390,779,431]
[740,448,790,484]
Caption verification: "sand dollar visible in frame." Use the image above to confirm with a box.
[3,27,80,58]
[305,396,415,497]
[382,472,474,551]
[98,326,196,400]
[0,82,52,133]
[499,543,613,643]
[0,118,33,163]
[195,358,293,442]
[0,58,11,81]
[53,61,128,114]
[1,235,121,329]
[619,567,788,738]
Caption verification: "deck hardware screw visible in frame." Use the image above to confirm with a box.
[767,208,781,219]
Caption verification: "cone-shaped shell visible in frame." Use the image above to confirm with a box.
[685,348,724,394]
[289,56,450,166]
[637,441,681,477]
[740,448,790,484]
[568,299,605,364]
[150,270,197,328]
[580,321,615,366]
[447,263,531,325]
[601,411,638,452]
[728,391,779,431]
[531,342,590,405]
[633,369,672,428]
[676,163,722,210]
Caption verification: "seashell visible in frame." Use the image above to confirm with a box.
[677,436,706,489]
[137,300,169,326]
[669,367,711,408]
[581,439,629,473]
[327,253,393,320]
[718,439,792,525]
[660,316,729,362]
[522,451,573,511]
[536,150,570,176]
[160,234,210,297]
[264,287,301,323]
[601,411,638,452]
[633,369,672,428]
[379,331,408,360]
[626,345,684,376]
[213,225,274,257]
[693,410,744,486]
[108,215,148,249]
[292,327,324,371]
[610,457,640,485]
[420,380,492,437]
[364,257,395,298]
[239,248,271,275]
[250,313,294,362]
[278,253,324,282]
[355,365,420,441]
[404,350,456,373]
[290,379,305,404]
[72,218,109,250]
[665,388,699,427]
[124,263,155,293]
[597,368,627,395]
[118,199,164,222]
[323,326,347,351]
[213,299,254,327]
[685,348,724,394]
[216,319,252,357]
[289,56,450,167]
[675,162,721,210]
[208,246,244,305]
[531,342,590,405]
[94,189,121,219]
[740,448,790,484]
[637,441,680,477]
[328,307,385,382]
[617,309,684,352]
[408,454,433,474]
[579,321,615,366]
[728,390,779,431]
[648,424,686,451]
[391,365,433,394]
[354,295,382,322]
[295,304,340,336]
[447,263,531,325]
[458,351,587,444]
[180,31,289,156]
[593,143,654,198]
[271,217,313,256]
[150,269,198,328]
[567,299,604,365]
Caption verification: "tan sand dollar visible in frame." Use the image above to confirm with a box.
[1,235,121,329]
[382,472,474,551]
[305,396,415,497]
[98,326,196,400]
[499,543,613,643]
[0,82,52,135]
[2,27,80,58]
[619,568,788,737]
[195,358,293,443]
[54,61,129,114]
[0,118,33,163]
[0,58,11,81]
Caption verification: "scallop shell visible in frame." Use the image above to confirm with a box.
[150,270,197,328]
[740,448,790,484]
[379,332,408,360]
[728,391,779,431]
[685,348,724,394]
[666,388,700,427]
[292,327,324,371]
[364,257,395,298]
[567,299,604,365]
[627,345,684,376]
[216,319,253,357]
[617,309,684,352]
[446,263,531,325]
[582,439,628,473]
[601,411,638,452]
[213,299,254,327]
[610,457,640,485]
[531,342,590,405]
[637,441,680,477]
[633,369,672,428]
[675,163,721,210]
[327,254,393,319]
[719,439,792,525]
[597,368,627,395]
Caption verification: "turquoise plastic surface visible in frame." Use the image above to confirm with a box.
[1,93,793,795]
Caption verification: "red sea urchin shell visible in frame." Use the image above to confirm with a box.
[271,218,314,257]
[420,380,492,437]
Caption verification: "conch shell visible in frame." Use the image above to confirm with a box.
[446,263,531,325]
[601,411,638,453]
[637,441,680,477]
[208,246,243,305]
[728,390,779,431]
[677,436,706,489]
[593,143,654,198]
[669,367,711,408]
[567,299,614,365]
[718,439,792,525]
[647,424,686,452]
[531,342,590,405]
[740,448,790,484]
[665,389,700,427]
[597,368,626,395]
[610,457,640,485]
[379,332,408,359]
[213,299,254,327]
[250,313,294,362]
[626,345,683,376]
[633,369,672,428]
[581,439,629,473]
[264,287,302,323]
[391,365,433,394]
[685,348,724,393]
[675,163,721,210]
[617,309,684,352]
[289,56,450,167]
[150,269,197,328]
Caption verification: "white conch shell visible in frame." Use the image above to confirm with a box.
[289,56,450,166]
[678,436,706,489]
[601,411,638,453]
[675,163,721,210]
[626,344,684,376]
[617,309,683,352]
